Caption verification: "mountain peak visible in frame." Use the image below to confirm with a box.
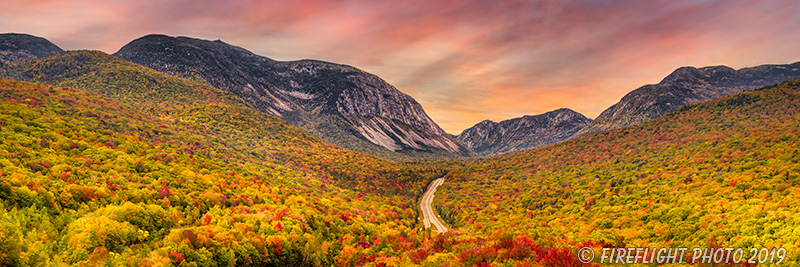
[699,65,736,73]
[541,107,583,119]
[114,34,469,160]
[659,66,703,84]
[0,33,64,62]
[475,119,498,127]
[457,108,591,156]
[135,33,172,40]
[551,107,575,113]
[574,61,800,137]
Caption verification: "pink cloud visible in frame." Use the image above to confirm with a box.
[2,0,800,133]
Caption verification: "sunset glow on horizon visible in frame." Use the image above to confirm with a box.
[2,0,799,133]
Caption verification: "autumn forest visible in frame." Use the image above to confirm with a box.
[1,44,799,266]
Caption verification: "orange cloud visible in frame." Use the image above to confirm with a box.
[2,0,800,133]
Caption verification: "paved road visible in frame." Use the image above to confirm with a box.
[420,178,447,233]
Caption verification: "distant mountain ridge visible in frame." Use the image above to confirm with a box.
[4,33,799,160]
[0,33,64,62]
[574,62,800,137]
[456,108,591,157]
[457,61,800,156]
[113,34,470,160]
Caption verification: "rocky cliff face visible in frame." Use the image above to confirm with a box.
[575,62,800,137]
[114,34,468,159]
[457,108,591,156]
[0,33,64,62]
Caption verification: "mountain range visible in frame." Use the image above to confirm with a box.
[0,33,63,62]
[574,63,800,137]
[112,34,470,160]
[3,33,800,159]
[458,61,800,156]
[455,108,591,157]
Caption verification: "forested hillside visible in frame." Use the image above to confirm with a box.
[0,52,451,266]
[0,51,589,266]
[438,78,800,265]
[0,50,443,195]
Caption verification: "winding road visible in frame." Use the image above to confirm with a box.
[420,178,448,233]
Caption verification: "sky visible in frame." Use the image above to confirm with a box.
[2,0,800,134]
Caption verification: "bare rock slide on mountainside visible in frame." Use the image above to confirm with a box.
[113,34,471,160]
